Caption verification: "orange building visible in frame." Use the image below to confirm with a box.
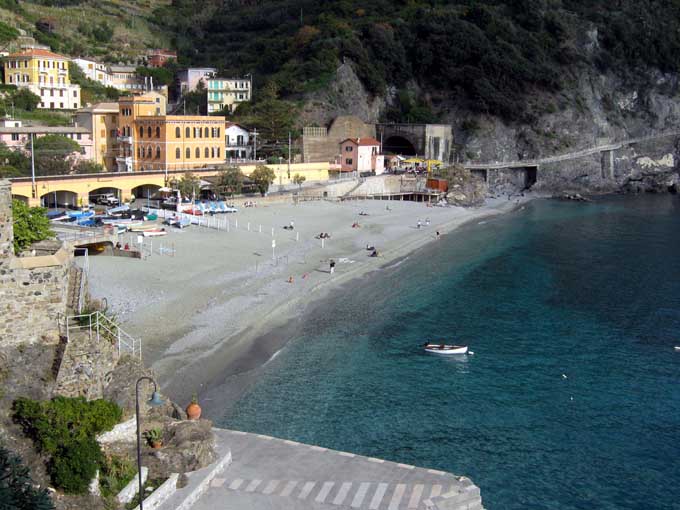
[115,94,225,172]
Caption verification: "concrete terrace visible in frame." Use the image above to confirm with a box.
[159,429,484,510]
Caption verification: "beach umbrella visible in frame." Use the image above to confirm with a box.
[423,159,443,166]
[403,157,424,164]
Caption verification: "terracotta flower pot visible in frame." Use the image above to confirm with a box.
[186,402,202,420]
[151,440,162,449]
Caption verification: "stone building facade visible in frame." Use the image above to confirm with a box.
[0,179,70,345]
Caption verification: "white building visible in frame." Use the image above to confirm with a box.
[72,57,112,86]
[207,77,252,113]
[225,122,251,160]
[176,68,216,95]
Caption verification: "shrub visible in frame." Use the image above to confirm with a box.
[50,438,102,494]
[13,396,122,455]
[11,200,53,254]
[0,446,54,510]
[12,397,122,494]
[99,454,136,498]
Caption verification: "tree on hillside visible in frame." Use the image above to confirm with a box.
[0,141,30,176]
[232,82,298,143]
[28,135,81,176]
[11,199,53,254]
[0,446,54,510]
[72,161,104,174]
[250,165,276,196]
[215,166,245,196]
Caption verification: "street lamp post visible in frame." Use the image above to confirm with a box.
[135,376,164,510]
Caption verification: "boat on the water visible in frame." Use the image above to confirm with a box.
[675,346,680,352]
[422,343,469,355]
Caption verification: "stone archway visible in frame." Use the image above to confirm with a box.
[40,190,78,209]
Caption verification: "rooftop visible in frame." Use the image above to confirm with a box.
[0,126,89,134]
[341,137,381,147]
[6,48,67,60]
[77,102,119,113]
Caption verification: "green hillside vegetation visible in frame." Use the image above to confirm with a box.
[0,0,171,62]
[158,0,680,122]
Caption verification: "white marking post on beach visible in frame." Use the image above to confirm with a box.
[296,231,299,242]
[235,219,238,229]
[247,222,250,231]
[259,224,262,233]
[271,227,274,237]
[321,238,325,249]
[272,239,276,260]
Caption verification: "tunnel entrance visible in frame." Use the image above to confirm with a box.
[525,167,537,189]
[382,136,417,156]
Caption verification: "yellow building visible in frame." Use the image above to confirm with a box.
[116,94,224,172]
[74,102,119,171]
[2,49,81,110]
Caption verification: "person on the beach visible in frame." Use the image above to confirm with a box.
[417,220,421,229]
[290,220,294,229]
[425,218,430,226]
[329,259,336,274]
[436,231,440,239]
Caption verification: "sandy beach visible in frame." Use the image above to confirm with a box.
[88,194,534,412]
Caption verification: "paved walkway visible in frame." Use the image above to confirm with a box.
[188,429,482,510]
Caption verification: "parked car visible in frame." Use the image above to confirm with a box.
[96,193,119,206]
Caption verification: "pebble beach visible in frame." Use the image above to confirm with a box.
[87,195,531,411]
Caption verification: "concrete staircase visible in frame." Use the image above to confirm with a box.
[66,266,84,312]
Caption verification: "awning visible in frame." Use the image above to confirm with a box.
[403,157,424,164]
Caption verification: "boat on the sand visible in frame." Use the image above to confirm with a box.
[422,343,468,355]
[142,229,167,237]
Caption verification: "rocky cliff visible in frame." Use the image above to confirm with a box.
[303,35,680,196]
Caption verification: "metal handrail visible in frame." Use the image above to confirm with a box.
[64,311,142,360]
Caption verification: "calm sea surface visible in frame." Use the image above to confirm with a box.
[216,195,680,510]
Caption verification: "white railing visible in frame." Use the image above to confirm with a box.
[63,312,142,360]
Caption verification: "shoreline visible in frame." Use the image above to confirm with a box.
[87,193,538,412]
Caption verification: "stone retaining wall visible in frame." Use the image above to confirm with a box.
[0,179,72,346]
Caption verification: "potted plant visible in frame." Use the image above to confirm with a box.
[186,394,202,420]
[143,428,163,449]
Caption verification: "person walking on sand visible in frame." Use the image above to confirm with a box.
[329,259,336,274]
[417,219,422,229]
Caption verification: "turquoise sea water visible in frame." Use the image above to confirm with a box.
[216,195,680,510]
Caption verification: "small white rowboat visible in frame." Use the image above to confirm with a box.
[675,346,680,352]
[422,343,468,355]
[143,229,168,237]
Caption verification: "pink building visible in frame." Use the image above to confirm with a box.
[339,137,384,174]
[0,120,93,161]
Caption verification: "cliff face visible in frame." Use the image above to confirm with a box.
[303,37,680,195]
